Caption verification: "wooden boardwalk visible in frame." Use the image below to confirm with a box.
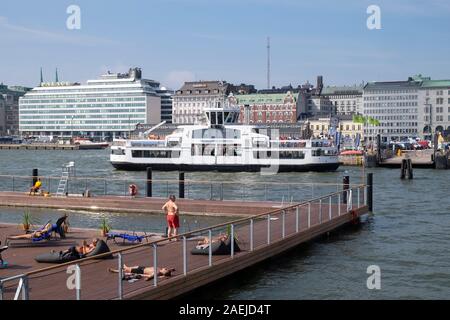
[0,186,369,300]
[0,192,280,217]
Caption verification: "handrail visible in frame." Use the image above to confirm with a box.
[3,185,366,279]
[0,174,363,188]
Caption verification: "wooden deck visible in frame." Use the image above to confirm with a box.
[0,195,369,300]
[0,192,281,217]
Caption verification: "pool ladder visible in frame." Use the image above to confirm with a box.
[55,162,75,197]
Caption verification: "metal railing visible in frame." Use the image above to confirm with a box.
[0,184,368,300]
[0,174,363,203]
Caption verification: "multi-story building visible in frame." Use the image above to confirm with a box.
[321,85,363,115]
[0,96,5,135]
[363,77,421,142]
[0,84,31,135]
[230,91,297,124]
[172,81,233,124]
[157,87,174,124]
[307,115,363,140]
[418,78,450,138]
[19,68,161,139]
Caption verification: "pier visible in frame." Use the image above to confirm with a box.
[0,180,371,300]
[0,144,81,150]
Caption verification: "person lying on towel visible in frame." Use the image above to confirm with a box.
[58,238,98,258]
[108,264,175,281]
[8,222,53,240]
[197,233,229,246]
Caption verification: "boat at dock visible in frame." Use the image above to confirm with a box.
[73,137,109,150]
[110,107,340,172]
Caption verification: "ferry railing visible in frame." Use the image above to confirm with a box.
[0,174,363,203]
[0,184,369,300]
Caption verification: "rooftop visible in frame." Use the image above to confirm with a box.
[235,92,297,104]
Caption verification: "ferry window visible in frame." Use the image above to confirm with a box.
[111,149,125,155]
[211,112,217,125]
[218,113,223,125]
[132,150,143,158]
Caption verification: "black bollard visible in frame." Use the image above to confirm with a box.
[367,173,373,212]
[179,171,185,199]
[407,159,413,179]
[32,168,38,187]
[343,175,350,204]
[146,167,152,197]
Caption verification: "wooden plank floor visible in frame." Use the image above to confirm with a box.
[0,192,282,217]
[0,199,369,300]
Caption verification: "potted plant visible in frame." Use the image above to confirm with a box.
[21,211,34,232]
[99,217,111,237]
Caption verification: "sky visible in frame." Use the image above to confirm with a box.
[1,0,450,90]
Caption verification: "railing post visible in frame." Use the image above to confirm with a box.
[282,210,286,238]
[210,183,213,200]
[358,187,360,208]
[0,281,3,300]
[104,179,107,196]
[338,193,341,216]
[267,214,271,245]
[22,276,29,300]
[220,183,224,201]
[152,244,158,287]
[230,224,235,258]
[183,236,187,275]
[208,230,212,267]
[250,219,254,251]
[295,207,299,233]
[308,202,311,228]
[75,264,81,301]
[118,253,123,300]
[329,196,332,220]
[319,199,322,223]
[12,176,15,192]
[264,184,267,201]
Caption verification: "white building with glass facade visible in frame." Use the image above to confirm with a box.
[19,68,161,139]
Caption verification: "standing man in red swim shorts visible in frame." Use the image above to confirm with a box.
[162,195,180,240]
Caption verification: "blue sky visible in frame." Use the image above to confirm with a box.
[1,0,450,89]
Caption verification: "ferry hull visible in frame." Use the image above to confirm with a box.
[110,162,340,172]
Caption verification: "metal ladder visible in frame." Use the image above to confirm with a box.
[56,162,75,196]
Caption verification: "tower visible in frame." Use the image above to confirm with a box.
[40,67,43,85]
[267,37,271,89]
[55,68,59,82]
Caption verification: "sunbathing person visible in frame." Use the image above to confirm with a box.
[8,222,53,240]
[197,233,229,246]
[108,264,175,281]
[59,238,98,258]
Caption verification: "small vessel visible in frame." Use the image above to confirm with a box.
[73,137,109,150]
[110,107,340,172]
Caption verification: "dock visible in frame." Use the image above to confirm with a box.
[0,144,81,150]
[379,149,435,168]
[0,192,280,217]
[0,182,371,300]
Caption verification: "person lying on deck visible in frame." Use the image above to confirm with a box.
[59,238,98,258]
[7,222,53,240]
[197,233,229,246]
[108,265,175,281]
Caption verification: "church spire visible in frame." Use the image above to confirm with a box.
[40,67,44,85]
[55,68,59,82]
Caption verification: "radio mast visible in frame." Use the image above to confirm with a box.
[267,37,271,89]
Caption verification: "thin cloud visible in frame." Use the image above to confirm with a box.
[0,16,118,46]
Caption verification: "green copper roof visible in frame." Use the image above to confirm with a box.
[321,85,363,95]
[235,93,296,104]
[421,80,450,88]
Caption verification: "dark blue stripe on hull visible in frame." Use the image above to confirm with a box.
[111,162,340,172]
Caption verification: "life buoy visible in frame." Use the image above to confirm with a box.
[129,184,138,196]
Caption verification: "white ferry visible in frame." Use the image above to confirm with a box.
[110,107,340,172]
